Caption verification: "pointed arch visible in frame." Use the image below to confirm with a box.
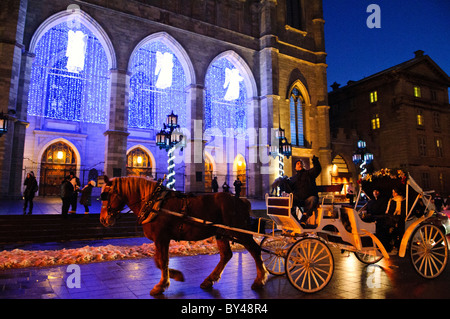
[129,32,195,85]
[29,9,116,69]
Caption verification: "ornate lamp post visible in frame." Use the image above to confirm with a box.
[352,140,373,178]
[156,111,184,190]
[269,127,292,178]
[0,112,10,137]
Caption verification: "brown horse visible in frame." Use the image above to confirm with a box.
[99,176,268,295]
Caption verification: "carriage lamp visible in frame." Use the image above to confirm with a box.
[156,111,184,190]
[0,112,9,137]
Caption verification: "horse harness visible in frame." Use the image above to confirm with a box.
[102,179,191,226]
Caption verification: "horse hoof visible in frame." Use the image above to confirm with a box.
[251,281,265,290]
[200,280,213,290]
[150,284,167,296]
[170,270,185,282]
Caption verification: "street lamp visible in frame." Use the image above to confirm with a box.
[269,127,292,177]
[352,139,373,178]
[156,111,184,190]
[0,112,9,137]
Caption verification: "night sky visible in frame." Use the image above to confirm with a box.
[323,0,450,92]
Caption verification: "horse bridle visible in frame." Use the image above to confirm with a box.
[100,179,167,223]
[100,185,127,219]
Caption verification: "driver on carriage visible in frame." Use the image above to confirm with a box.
[286,155,322,226]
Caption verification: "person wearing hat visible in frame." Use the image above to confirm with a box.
[80,180,96,214]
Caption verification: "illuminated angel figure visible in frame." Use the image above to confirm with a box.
[155,51,174,89]
[223,67,243,101]
[66,30,87,73]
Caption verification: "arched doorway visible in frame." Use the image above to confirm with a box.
[126,147,153,178]
[204,152,215,192]
[233,154,247,197]
[39,141,77,196]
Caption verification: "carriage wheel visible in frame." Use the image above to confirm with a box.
[410,224,448,279]
[354,239,384,265]
[285,238,334,293]
[260,230,294,276]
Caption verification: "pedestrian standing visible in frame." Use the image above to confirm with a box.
[222,181,230,193]
[69,171,81,214]
[211,176,218,193]
[233,177,243,198]
[23,171,38,215]
[61,175,74,218]
[80,180,95,214]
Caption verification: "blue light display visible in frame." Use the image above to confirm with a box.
[290,88,304,146]
[204,58,247,135]
[128,41,186,129]
[28,22,109,124]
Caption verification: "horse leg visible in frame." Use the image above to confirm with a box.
[200,237,232,289]
[240,235,268,290]
[151,239,171,295]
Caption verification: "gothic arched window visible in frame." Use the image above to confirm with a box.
[28,22,109,124]
[204,57,247,136]
[128,41,186,129]
[290,88,305,146]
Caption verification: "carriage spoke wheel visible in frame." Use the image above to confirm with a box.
[260,231,293,276]
[410,224,448,279]
[354,239,383,265]
[286,238,334,293]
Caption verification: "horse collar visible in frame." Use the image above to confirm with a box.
[138,182,169,225]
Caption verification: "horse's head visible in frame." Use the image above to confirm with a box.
[100,176,126,227]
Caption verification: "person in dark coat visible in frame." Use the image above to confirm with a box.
[68,171,81,214]
[23,171,38,215]
[61,175,74,218]
[80,180,95,214]
[233,177,243,198]
[211,176,219,193]
[287,156,322,224]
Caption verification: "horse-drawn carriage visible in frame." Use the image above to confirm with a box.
[99,170,449,296]
[261,169,450,293]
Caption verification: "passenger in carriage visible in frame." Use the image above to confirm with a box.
[362,189,389,222]
[286,155,322,225]
[376,187,406,253]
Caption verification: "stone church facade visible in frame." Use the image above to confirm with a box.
[0,0,331,198]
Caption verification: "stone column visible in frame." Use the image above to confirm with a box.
[104,69,130,178]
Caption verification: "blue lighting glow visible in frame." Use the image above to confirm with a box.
[204,58,247,135]
[128,41,186,129]
[28,22,109,124]
[290,88,304,146]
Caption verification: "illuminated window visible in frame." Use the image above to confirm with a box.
[370,91,378,103]
[128,41,186,129]
[41,141,75,165]
[204,58,247,135]
[436,138,443,157]
[414,86,421,98]
[290,88,304,146]
[28,22,109,124]
[371,114,380,130]
[416,109,424,126]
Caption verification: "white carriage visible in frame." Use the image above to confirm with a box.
[260,172,450,293]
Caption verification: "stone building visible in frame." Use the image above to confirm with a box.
[0,0,331,199]
[329,51,450,196]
